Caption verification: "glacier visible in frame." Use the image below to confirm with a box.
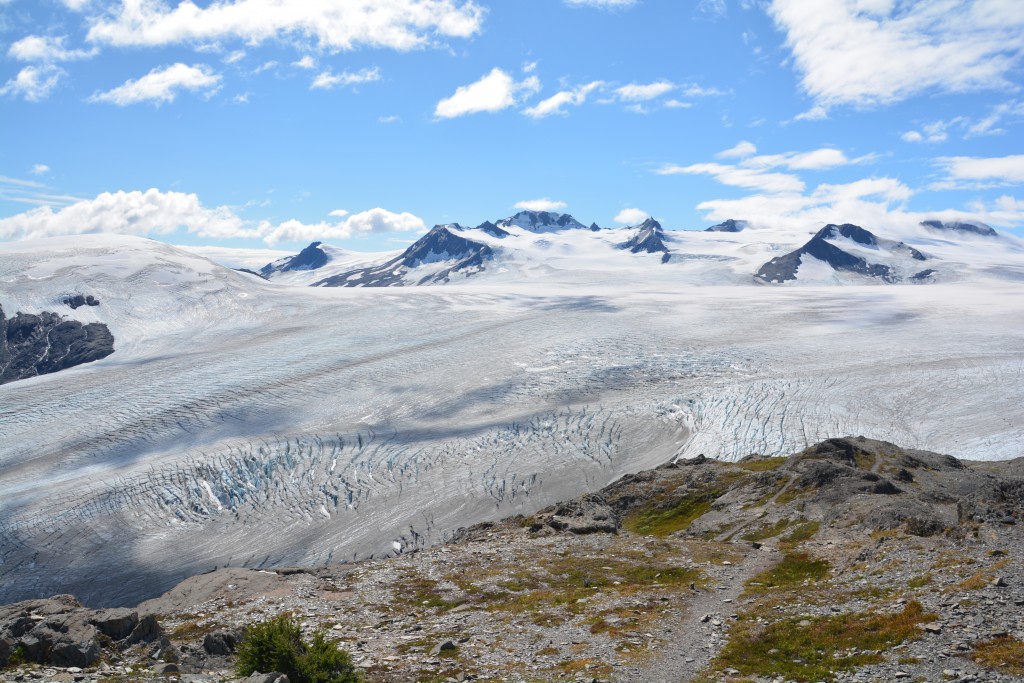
[1,231,1022,606]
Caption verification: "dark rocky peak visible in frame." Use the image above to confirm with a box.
[495,210,586,232]
[474,220,510,238]
[62,294,100,309]
[260,241,328,275]
[398,224,491,268]
[705,219,748,232]
[815,223,878,246]
[589,222,601,232]
[0,303,115,386]
[921,219,998,237]
[620,218,670,262]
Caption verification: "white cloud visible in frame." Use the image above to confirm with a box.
[658,162,806,193]
[716,141,757,159]
[0,188,427,245]
[89,63,221,105]
[262,208,426,244]
[934,154,1024,188]
[8,35,98,62]
[293,55,316,69]
[513,198,567,212]
[614,80,675,102]
[680,84,728,97]
[613,207,649,224]
[658,146,872,196]
[328,209,349,217]
[224,49,246,64]
[770,0,1024,109]
[0,65,65,101]
[697,0,727,18]
[378,115,401,124]
[663,99,693,109]
[564,0,637,8]
[434,68,540,119]
[86,0,486,52]
[311,66,381,90]
[30,164,50,175]
[0,189,252,241]
[523,81,603,118]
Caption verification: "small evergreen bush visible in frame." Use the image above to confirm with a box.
[235,615,358,683]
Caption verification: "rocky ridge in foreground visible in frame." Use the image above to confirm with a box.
[1,437,1022,683]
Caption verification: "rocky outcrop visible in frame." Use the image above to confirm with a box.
[62,294,100,309]
[921,219,998,237]
[0,303,114,385]
[0,596,161,668]
[704,219,748,233]
[260,242,329,277]
[619,218,671,262]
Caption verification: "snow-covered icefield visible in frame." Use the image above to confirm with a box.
[1,235,1022,606]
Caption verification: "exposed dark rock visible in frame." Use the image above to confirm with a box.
[261,242,328,276]
[619,218,670,262]
[705,219,748,233]
[911,269,937,280]
[533,493,620,535]
[920,219,998,237]
[88,608,138,640]
[0,303,115,385]
[494,210,586,232]
[474,220,509,238]
[62,294,99,309]
[756,223,895,283]
[235,268,269,280]
[590,222,601,231]
[314,225,493,287]
[202,631,238,656]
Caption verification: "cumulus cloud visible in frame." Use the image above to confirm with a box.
[434,68,540,119]
[716,141,757,159]
[293,55,316,69]
[89,63,221,105]
[8,35,98,62]
[769,0,1024,110]
[85,0,486,52]
[0,65,66,101]
[613,208,648,224]
[523,81,603,118]
[614,81,675,102]
[30,164,50,175]
[658,162,806,193]
[0,189,427,245]
[933,154,1024,189]
[311,66,380,90]
[513,198,567,212]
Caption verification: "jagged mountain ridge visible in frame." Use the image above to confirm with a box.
[756,223,935,284]
[259,211,1019,288]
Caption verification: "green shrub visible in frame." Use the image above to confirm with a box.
[236,615,359,683]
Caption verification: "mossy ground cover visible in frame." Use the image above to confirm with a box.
[971,636,1024,675]
[703,601,935,682]
[746,552,830,592]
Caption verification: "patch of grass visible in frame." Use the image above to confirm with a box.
[748,552,830,591]
[400,577,464,611]
[737,457,788,472]
[704,601,935,682]
[623,493,715,536]
[3,644,28,669]
[781,520,821,545]
[741,518,794,542]
[170,619,219,640]
[971,635,1024,675]
[907,573,933,589]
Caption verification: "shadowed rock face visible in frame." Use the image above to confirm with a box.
[921,219,998,237]
[756,223,895,283]
[619,218,671,262]
[314,225,493,287]
[705,219,748,233]
[0,303,115,385]
[260,241,329,277]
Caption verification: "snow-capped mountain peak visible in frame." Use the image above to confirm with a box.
[494,210,586,232]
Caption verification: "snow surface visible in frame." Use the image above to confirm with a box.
[1,232,1023,606]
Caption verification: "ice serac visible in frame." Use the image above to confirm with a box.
[619,218,671,263]
[705,219,748,233]
[495,210,586,232]
[260,241,329,277]
[314,223,494,287]
[0,303,114,385]
[755,223,928,283]
[920,220,998,238]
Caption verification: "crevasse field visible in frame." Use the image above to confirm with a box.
[1,231,1023,606]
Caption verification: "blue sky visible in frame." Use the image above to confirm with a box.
[1,0,1023,253]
